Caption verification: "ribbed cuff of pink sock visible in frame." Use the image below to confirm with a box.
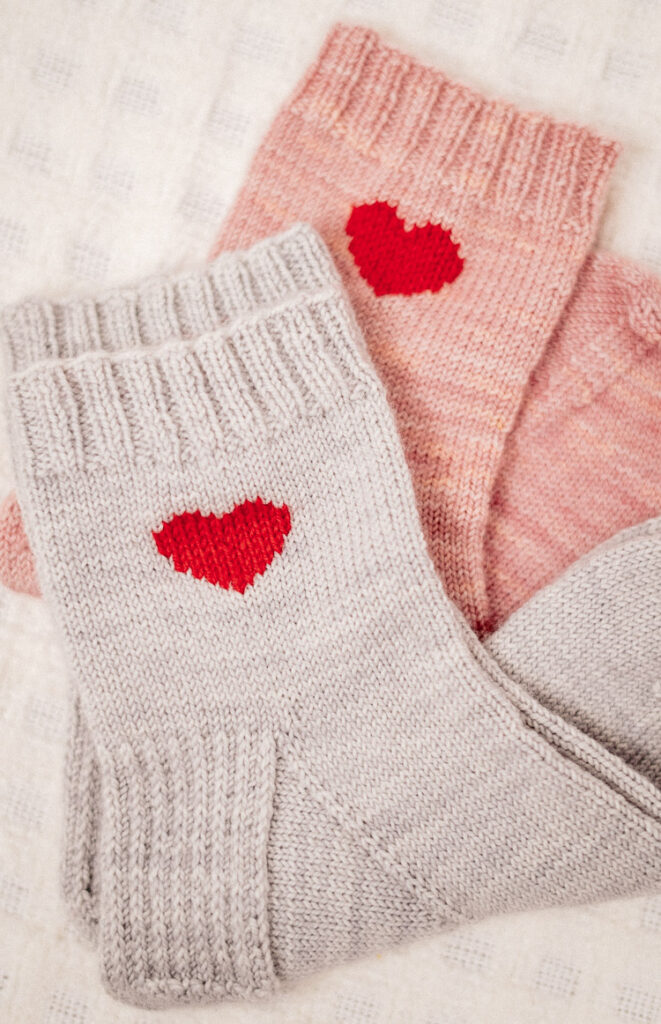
[290,23,618,235]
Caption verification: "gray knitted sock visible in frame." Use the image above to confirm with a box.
[486,517,661,788]
[4,226,661,1008]
[60,512,661,945]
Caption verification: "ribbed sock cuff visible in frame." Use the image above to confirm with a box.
[291,23,618,233]
[99,724,277,1006]
[3,224,335,370]
[4,224,379,479]
[62,697,100,941]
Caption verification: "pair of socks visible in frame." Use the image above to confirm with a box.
[4,224,661,1008]
[4,29,659,973]
[7,23,655,959]
[4,25,660,637]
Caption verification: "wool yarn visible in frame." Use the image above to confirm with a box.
[211,22,619,634]
[487,516,661,786]
[0,490,39,596]
[484,251,661,629]
[4,225,661,1007]
[4,30,659,641]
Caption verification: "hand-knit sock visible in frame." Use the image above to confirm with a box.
[484,252,661,630]
[5,226,661,1008]
[487,516,661,787]
[59,512,661,948]
[5,250,660,625]
[210,22,618,633]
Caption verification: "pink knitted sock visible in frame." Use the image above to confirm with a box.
[5,252,658,621]
[483,252,661,631]
[5,26,658,640]
[210,23,617,631]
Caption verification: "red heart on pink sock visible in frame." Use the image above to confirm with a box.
[346,201,464,297]
[153,498,291,593]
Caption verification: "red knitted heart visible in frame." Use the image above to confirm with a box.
[153,498,291,593]
[346,201,464,296]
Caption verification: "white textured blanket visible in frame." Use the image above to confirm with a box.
[0,1,659,1021]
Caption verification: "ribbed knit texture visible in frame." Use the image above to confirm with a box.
[4,225,661,1008]
[484,252,661,629]
[4,252,660,617]
[62,696,100,942]
[6,33,658,638]
[210,22,618,633]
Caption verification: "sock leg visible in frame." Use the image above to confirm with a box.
[6,227,660,1008]
[212,23,618,632]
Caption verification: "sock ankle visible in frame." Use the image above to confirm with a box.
[5,225,661,1008]
[63,513,661,945]
[484,251,661,630]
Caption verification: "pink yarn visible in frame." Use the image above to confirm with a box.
[211,24,619,632]
[484,252,661,630]
[0,491,40,597]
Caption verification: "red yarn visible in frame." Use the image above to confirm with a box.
[346,201,464,297]
[153,498,291,593]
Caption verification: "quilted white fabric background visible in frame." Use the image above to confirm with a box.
[0,0,660,1021]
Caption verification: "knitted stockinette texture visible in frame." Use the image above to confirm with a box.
[7,35,660,636]
[487,516,661,787]
[485,251,661,630]
[4,225,661,1008]
[5,251,661,622]
[59,511,661,947]
[211,22,619,633]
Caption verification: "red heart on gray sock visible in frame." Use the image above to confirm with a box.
[153,498,291,593]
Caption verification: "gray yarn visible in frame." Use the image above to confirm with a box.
[4,225,661,1008]
[486,518,661,789]
[58,512,661,948]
